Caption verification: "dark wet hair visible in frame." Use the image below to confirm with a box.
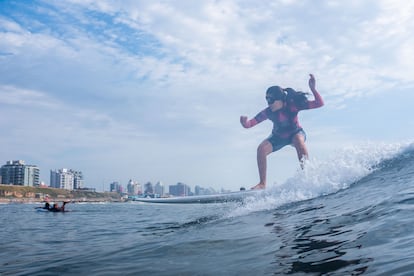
[284,87,309,109]
[266,86,309,108]
[266,86,286,101]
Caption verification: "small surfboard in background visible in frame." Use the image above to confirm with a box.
[133,189,264,204]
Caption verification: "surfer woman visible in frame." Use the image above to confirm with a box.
[240,74,324,190]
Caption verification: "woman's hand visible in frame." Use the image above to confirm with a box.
[240,116,248,128]
[309,74,316,91]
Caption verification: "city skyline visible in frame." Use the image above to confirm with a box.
[0,159,217,194]
[1,1,413,191]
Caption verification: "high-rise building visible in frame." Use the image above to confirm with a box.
[154,181,165,196]
[127,180,141,195]
[110,181,122,193]
[144,182,154,194]
[73,171,84,189]
[169,182,191,196]
[195,185,206,195]
[0,160,40,186]
[50,168,83,190]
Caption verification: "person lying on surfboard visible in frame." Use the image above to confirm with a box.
[240,74,324,190]
[49,201,69,212]
[35,202,50,210]
[35,201,69,212]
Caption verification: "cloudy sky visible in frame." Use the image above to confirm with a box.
[1,0,413,192]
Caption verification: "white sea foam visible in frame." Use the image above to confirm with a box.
[227,141,413,218]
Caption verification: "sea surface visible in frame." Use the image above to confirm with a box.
[2,142,414,275]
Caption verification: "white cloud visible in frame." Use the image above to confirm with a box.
[0,85,59,108]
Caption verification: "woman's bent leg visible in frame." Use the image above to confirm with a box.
[251,140,273,190]
[292,132,308,168]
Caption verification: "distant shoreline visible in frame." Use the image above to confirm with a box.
[0,198,122,204]
[0,184,122,203]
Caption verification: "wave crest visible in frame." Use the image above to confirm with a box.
[228,141,413,217]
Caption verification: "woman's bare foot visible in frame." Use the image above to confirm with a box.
[251,183,266,190]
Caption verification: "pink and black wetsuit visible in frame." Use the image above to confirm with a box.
[245,92,324,151]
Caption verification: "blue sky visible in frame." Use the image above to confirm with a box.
[1,0,413,192]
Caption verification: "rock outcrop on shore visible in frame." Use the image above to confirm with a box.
[0,184,122,203]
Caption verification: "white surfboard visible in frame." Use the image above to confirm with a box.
[133,189,264,204]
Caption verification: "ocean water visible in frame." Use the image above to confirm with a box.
[2,142,414,275]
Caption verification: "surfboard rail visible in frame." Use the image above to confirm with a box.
[133,190,263,204]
